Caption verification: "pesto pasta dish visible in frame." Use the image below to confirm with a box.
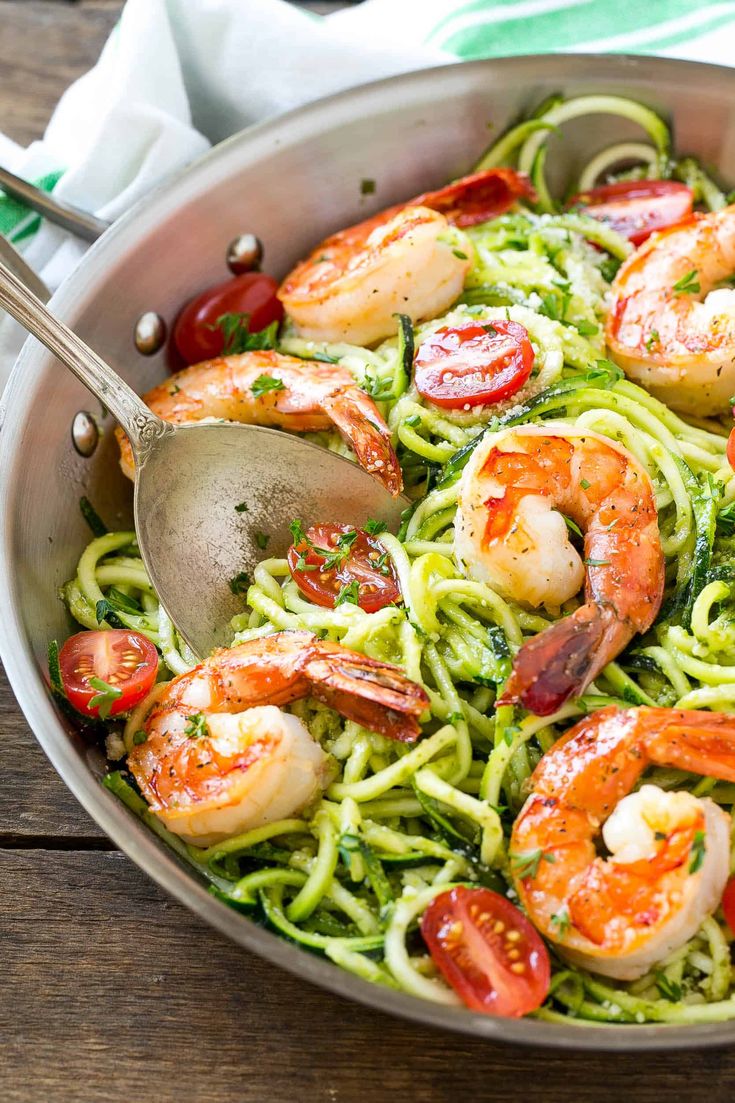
[51,93,735,1025]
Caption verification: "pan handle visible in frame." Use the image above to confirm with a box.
[0,165,110,243]
[0,256,166,460]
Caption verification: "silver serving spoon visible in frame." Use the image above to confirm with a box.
[0,258,407,658]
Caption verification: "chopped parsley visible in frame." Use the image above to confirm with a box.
[645,329,661,353]
[584,557,610,567]
[550,908,571,938]
[289,521,362,572]
[672,269,701,296]
[214,313,279,355]
[234,502,249,513]
[717,501,735,535]
[334,580,361,607]
[576,319,599,336]
[289,518,308,546]
[453,249,468,260]
[363,372,394,400]
[557,512,583,538]
[587,359,621,382]
[689,830,706,874]
[373,551,391,576]
[510,848,555,879]
[655,971,683,1002]
[255,531,270,550]
[229,571,250,595]
[250,374,286,398]
[580,478,591,490]
[540,290,569,323]
[87,677,122,720]
[404,414,422,427]
[132,730,148,746]
[365,518,388,536]
[360,178,376,195]
[337,529,358,552]
[184,712,208,739]
[503,723,521,747]
[320,531,357,572]
[600,255,621,283]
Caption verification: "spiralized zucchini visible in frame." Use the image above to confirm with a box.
[60,93,735,1026]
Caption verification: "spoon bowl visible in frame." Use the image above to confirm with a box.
[135,422,406,656]
[0,258,406,657]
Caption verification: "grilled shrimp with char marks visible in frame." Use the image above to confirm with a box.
[511,706,735,980]
[128,630,429,846]
[455,423,664,716]
[606,205,735,415]
[116,349,402,495]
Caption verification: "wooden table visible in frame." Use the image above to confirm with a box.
[1,3,735,1099]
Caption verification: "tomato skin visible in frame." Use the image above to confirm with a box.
[728,427,735,472]
[414,320,534,409]
[568,180,694,246]
[172,272,284,366]
[287,522,400,613]
[421,886,551,1018]
[411,168,535,228]
[722,877,735,932]
[59,630,159,719]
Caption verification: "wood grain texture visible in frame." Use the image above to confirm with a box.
[3,0,735,1099]
[2,846,735,1103]
[0,2,124,145]
[0,668,106,841]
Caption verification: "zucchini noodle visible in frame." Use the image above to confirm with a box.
[59,92,735,1027]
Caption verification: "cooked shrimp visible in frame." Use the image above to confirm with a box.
[278,169,533,346]
[116,349,402,495]
[128,630,429,845]
[606,206,735,415]
[454,423,664,716]
[511,706,735,980]
[279,206,469,347]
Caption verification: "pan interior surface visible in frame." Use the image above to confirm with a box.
[3,53,735,1049]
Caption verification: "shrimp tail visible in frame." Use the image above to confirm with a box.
[321,388,403,495]
[303,645,428,742]
[498,604,632,717]
[641,708,735,780]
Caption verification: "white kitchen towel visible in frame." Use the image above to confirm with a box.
[2,0,734,387]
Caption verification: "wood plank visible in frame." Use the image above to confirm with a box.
[2,845,734,1103]
[0,665,107,840]
[0,2,123,145]
[0,1,360,146]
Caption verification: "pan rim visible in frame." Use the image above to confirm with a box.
[3,52,735,1050]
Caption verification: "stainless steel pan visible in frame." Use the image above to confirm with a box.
[3,53,735,1049]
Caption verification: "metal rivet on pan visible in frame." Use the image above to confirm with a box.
[226,233,264,274]
[134,311,167,355]
[71,411,99,457]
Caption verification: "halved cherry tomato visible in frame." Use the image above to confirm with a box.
[567,180,694,246]
[59,630,159,719]
[420,886,551,1018]
[411,168,535,228]
[414,320,534,409]
[727,426,735,471]
[172,272,284,366]
[287,522,400,613]
[722,877,735,932]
